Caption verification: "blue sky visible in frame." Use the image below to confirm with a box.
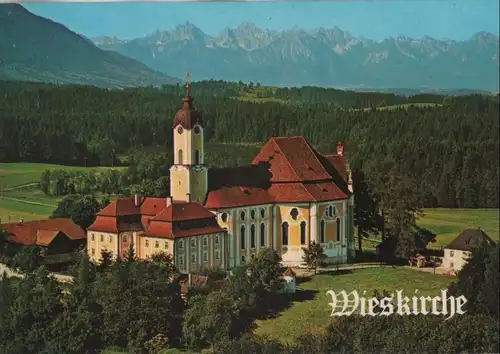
[23,1,499,41]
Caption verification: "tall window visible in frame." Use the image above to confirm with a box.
[320,220,325,243]
[240,225,246,250]
[300,221,306,245]
[336,219,341,242]
[260,223,266,247]
[282,222,289,246]
[178,149,183,164]
[250,224,256,248]
[195,149,200,165]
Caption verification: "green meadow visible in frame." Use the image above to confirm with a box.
[417,208,499,248]
[254,267,454,344]
[0,163,123,223]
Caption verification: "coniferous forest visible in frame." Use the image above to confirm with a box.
[0,80,498,209]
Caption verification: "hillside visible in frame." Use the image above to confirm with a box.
[93,22,499,91]
[0,4,180,88]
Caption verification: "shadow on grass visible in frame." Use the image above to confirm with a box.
[257,289,319,320]
[296,275,313,285]
[320,269,354,277]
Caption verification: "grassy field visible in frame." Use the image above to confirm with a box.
[360,103,442,111]
[417,208,499,248]
[254,267,455,344]
[359,208,499,250]
[0,162,124,223]
[0,163,121,190]
[0,197,55,223]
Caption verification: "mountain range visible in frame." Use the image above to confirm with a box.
[93,21,500,91]
[0,4,498,91]
[0,4,179,88]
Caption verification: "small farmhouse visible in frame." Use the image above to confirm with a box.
[443,228,496,272]
[0,218,86,270]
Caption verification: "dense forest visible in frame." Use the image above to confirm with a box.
[0,80,498,209]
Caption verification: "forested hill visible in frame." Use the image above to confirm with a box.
[0,81,498,209]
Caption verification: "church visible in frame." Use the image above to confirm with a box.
[87,78,356,271]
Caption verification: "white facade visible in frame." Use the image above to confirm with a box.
[442,248,471,272]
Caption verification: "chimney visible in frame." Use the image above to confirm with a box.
[336,141,344,156]
[166,196,172,207]
[188,273,192,287]
[20,218,24,224]
[186,193,191,202]
[134,194,140,207]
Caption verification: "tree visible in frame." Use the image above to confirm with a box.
[150,251,176,275]
[124,244,136,262]
[352,168,382,251]
[10,245,44,273]
[39,170,51,195]
[302,241,326,275]
[246,248,284,311]
[53,252,104,354]
[182,290,243,351]
[0,267,65,353]
[449,245,499,319]
[98,249,114,271]
[0,227,8,257]
[95,260,184,351]
[51,194,101,229]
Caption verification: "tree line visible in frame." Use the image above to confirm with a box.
[0,81,498,209]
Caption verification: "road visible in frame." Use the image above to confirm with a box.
[0,196,57,208]
[0,263,73,283]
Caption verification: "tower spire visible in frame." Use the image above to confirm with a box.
[184,72,191,98]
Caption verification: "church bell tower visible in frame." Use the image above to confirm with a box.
[170,73,208,204]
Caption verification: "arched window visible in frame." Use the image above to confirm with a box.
[336,218,341,242]
[300,221,306,245]
[282,222,289,246]
[240,225,246,250]
[178,149,183,164]
[195,149,200,165]
[250,224,256,248]
[320,220,325,243]
[260,222,266,247]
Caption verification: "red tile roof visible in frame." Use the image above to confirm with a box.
[325,154,348,183]
[252,137,332,183]
[152,201,215,222]
[1,218,86,246]
[206,136,351,209]
[87,216,118,233]
[97,197,168,217]
[205,186,274,209]
[88,198,224,239]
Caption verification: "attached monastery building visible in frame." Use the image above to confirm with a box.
[87,82,356,271]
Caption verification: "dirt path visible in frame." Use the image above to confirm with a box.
[0,196,57,208]
[3,182,39,191]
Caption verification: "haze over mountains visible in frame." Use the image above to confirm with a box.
[0,4,498,91]
[94,22,499,91]
[0,4,179,88]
